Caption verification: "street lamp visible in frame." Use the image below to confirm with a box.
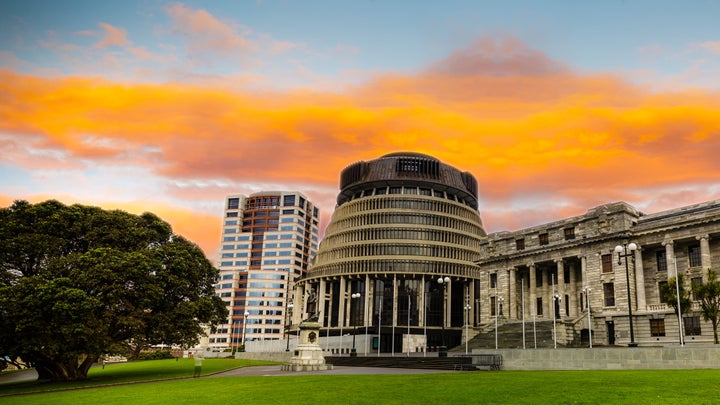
[584,287,592,348]
[351,292,362,357]
[464,302,471,355]
[242,311,250,347]
[285,303,294,351]
[553,294,562,349]
[615,242,638,347]
[437,276,450,357]
[284,268,293,352]
[495,296,504,350]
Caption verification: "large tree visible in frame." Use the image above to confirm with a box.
[693,269,720,344]
[0,200,227,381]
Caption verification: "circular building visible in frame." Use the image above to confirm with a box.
[294,152,486,354]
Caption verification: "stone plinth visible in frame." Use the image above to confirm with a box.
[280,321,333,371]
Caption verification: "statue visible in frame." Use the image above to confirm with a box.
[305,287,317,321]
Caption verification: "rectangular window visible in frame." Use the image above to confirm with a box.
[689,245,701,267]
[539,233,549,246]
[656,251,667,272]
[283,195,295,207]
[536,297,543,316]
[564,227,575,241]
[516,239,525,251]
[601,254,613,273]
[490,273,497,288]
[490,296,496,316]
[536,268,543,287]
[691,277,704,300]
[603,283,615,307]
[684,316,701,336]
[227,198,240,210]
[650,319,666,337]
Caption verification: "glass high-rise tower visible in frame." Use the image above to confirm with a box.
[210,191,320,350]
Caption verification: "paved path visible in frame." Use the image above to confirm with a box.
[1,365,454,386]
[212,365,454,377]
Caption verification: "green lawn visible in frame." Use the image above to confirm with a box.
[2,363,720,404]
[0,358,276,396]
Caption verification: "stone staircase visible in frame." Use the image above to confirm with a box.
[450,320,561,351]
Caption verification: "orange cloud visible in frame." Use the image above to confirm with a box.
[2,36,720,245]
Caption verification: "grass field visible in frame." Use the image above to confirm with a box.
[2,360,720,404]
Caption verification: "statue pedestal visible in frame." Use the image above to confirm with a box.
[281,321,333,371]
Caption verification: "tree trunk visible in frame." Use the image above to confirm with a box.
[34,355,98,382]
[713,319,719,344]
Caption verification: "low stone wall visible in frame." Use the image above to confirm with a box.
[492,346,720,370]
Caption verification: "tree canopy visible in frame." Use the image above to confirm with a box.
[659,274,693,316]
[693,269,720,344]
[0,200,227,381]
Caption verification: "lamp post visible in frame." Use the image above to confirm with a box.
[285,303,293,351]
[584,287,592,348]
[242,311,250,347]
[614,242,638,347]
[495,295,503,350]
[437,276,450,357]
[553,294,561,349]
[464,302,471,355]
[284,268,293,352]
[351,292,361,356]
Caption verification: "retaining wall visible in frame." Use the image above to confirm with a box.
[493,346,720,370]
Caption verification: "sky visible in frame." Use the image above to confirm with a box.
[2,0,720,259]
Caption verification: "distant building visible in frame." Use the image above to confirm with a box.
[210,192,320,349]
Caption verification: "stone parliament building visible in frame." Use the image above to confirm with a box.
[291,152,720,352]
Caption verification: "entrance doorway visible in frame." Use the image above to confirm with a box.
[606,321,615,345]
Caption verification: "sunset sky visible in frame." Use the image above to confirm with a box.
[2,1,720,259]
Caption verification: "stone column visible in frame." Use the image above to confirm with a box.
[419,275,426,327]
[508,268,516,320]
[568,261,577,317]
[445,279,452,327]
[663,240,675,279]
[392,275,399,327]
[364,274,371,327]
[338,277,347,327]
[469,279,476,326]
[542,267,549,318]
[529,263,537,318]
[634,247,646,310]
[556,259,565,317]
[318,278,327,327]
[698,234,711,275]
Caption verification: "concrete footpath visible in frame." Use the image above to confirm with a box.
[0,365,453,386]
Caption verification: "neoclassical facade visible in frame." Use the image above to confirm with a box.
[293,152,486,352]
[476,200,720,346]
[291,151,720,351]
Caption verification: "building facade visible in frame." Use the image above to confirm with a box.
[210,191,320,349]
[292,152,720,353]
[476,200,720,347]
[293,152,486,353]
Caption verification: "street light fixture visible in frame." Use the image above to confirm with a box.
[464,302,471,355]
[584,287,592,348]
[351,292,362,357]
[615,242,638,347]
[495,296,504,350]
[553,294,562,349]
[242,311,250,347]
[437,276,450,357]
[285,303,294,351]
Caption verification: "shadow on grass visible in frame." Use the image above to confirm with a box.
[0,358,278,397]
